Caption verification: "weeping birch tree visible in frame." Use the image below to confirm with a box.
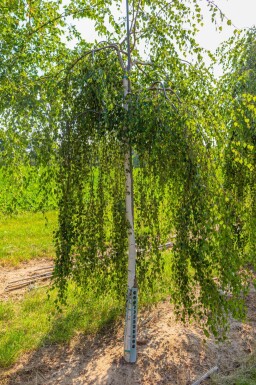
[1,0,256,363]
[52,0,255,362]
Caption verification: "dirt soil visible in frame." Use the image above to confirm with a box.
[0,259,53,300]
[1,261,256,385]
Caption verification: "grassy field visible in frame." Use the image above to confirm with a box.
[0,211,57,266]
[1,211,255,385]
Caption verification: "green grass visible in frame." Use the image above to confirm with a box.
[210,354,256,385]
[0,284,122,367]
[0,254,172,368]
[0,211,57,266]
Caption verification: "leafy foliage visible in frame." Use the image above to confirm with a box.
[219,28,256,281]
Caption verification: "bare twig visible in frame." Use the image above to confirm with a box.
[32,266,54,273]
[134,62,148,76]
[206,0,237,29]
[148,81,181,105]
[179,58,193,66]
[132,59,153,66]
[191,366,218,385]
[119,0,141,51]
[130,0,142,51]
[4,267,54,292]
[5,273,53,292]
[5,270,53,286]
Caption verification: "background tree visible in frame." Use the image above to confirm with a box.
[0,0,69,212]
[218,28,256,282]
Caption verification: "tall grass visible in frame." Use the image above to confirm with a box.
[0,211,57,266]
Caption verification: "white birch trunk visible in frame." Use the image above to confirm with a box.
[123,76,138,363]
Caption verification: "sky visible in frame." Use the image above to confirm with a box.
[65,0,256,74]
[69,0,255,48]
[197,0,256,52]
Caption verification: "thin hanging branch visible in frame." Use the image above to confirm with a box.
[148,81,182,103]
[68,44,126,72]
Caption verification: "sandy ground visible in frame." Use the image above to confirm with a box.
[0,259,53,300]
[1,261,256,385]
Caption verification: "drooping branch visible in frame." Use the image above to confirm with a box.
[68,44,126,72]
[206,0,237,29]
[148,81,181,103]
[27,11,69,37]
